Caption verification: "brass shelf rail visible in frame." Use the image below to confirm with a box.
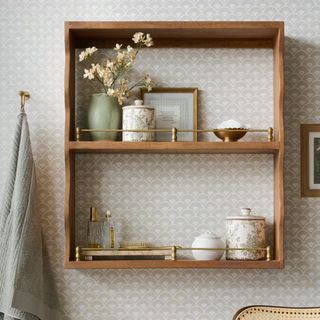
[76,245,271,262]
[76,127,274,142]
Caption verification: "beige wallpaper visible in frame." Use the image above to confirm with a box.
[1,1,320,319]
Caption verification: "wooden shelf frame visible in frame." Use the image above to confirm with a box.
[65,259,283,269]
[64,21,284,269]
[69,141,280,154]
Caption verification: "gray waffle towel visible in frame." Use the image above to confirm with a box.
[0,112,60,320]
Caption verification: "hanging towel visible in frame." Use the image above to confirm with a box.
[0,111,60,320]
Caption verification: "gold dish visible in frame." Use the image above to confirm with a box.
[214,128,248,142]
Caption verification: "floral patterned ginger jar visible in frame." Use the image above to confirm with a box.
[192,231,225,260]
[226,208,266,260]
[122,100,155,142]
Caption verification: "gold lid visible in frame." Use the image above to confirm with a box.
[90,207,98,222]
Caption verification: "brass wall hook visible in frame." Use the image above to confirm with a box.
[18,90,30,110]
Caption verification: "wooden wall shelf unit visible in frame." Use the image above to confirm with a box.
[64,21,284,269]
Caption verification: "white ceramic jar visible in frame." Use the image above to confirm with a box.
[122,100,155,142]
[192,231,224,260]
[226,208,266,260]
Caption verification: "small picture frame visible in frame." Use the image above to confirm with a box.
[141,87,198,141]
[301,124,320,197]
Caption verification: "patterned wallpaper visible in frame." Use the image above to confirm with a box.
[1,1,320,319]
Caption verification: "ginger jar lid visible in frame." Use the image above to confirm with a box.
[226,208,265,221]
[123,99,154,110]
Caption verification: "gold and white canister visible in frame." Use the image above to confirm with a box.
[226,208,266,260]
[122,100,155,142]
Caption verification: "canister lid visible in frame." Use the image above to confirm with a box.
[226,208,265,220]
[134,100,143,106]
[195,231,222,240]
[123,99,154,110]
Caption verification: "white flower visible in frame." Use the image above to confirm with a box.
[94,64,105,78]
[107,88,115,96]
[114,43,122,51]
[127,45,133,52]
[144,74,153,91]
[116,51,125,62]
[85,47,97,55]
[144,74,152,85]
[91,63,99,72]
[144,34,153,47]
[83,68,95,80]
[117,96,125,105]
[79,51,86,62]
[132,32,154,47]
[79,47,98,62]
[132,32,144,43]
[128,50,136,62]
[104,78,113,87]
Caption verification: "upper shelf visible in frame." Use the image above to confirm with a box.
[65,21,284,48]
[68,141,280,154]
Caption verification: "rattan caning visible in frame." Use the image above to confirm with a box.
[233,305,320,320]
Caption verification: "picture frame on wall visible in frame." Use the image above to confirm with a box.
[141,87,198,142]
[301,124,320,197]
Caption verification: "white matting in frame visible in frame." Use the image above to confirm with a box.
[142,88,198,142]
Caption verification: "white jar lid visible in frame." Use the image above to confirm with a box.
[134,100,143,106]
[226,208,265,221]
[195,231,222,240]
[123,99,154,110]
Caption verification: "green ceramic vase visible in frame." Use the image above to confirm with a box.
[87,93,121,141]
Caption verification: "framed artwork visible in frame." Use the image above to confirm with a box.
[301,124,320,197]
[141,87,198,141]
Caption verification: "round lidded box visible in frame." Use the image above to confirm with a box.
[226,208,266,260]
[192,231,224,261]
[122,100,155,142]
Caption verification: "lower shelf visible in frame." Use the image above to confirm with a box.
[64,259,284,269]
